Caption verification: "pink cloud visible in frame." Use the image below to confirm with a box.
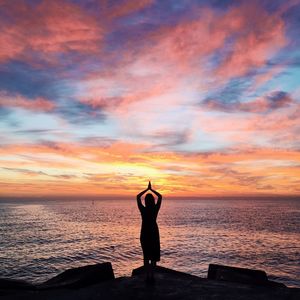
[149,9,228,68]
[215,2,286,79]
[107,0,153,19]
[196,98,300,148]
[0,91,55,112]
[80,79,168,113]
[0,0,155,63]
[69,1,291,145]
[78,1,289,111]
[144,1,287,81]
[0,0,103,62]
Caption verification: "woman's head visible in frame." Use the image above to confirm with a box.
[145,193,155,208]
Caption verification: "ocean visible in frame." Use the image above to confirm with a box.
[0,198,299,287]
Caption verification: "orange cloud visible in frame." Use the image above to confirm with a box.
[0,140,299,197]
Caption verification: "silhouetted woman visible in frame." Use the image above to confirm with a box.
[137,181,162,282]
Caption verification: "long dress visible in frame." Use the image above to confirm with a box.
[139,205,160,262]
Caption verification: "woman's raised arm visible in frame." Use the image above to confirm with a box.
[150,187,162,211]
[136,186,149,211]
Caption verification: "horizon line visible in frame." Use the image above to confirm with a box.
[0,194,299,201]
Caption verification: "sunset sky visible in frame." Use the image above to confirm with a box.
[0,0,300,197]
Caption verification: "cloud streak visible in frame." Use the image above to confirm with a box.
[0,91,55,112]
[202,91,294,113]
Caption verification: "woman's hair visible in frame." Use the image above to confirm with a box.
[145,193,155,208]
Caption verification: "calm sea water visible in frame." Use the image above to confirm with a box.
[0,198,299,287]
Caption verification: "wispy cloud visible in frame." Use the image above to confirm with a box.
[0,91,55,112]
[202,91,294,113]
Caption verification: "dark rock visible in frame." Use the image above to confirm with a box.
[0,278,35,290]
[1,266,298,299]
[38,262,115,290]
[132,265,199,279]
[208,264,286,287]
[208,264,267,284]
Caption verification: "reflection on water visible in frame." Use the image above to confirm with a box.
[0,198,299,287]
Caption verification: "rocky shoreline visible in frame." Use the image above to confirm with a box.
[0,263,299,299]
